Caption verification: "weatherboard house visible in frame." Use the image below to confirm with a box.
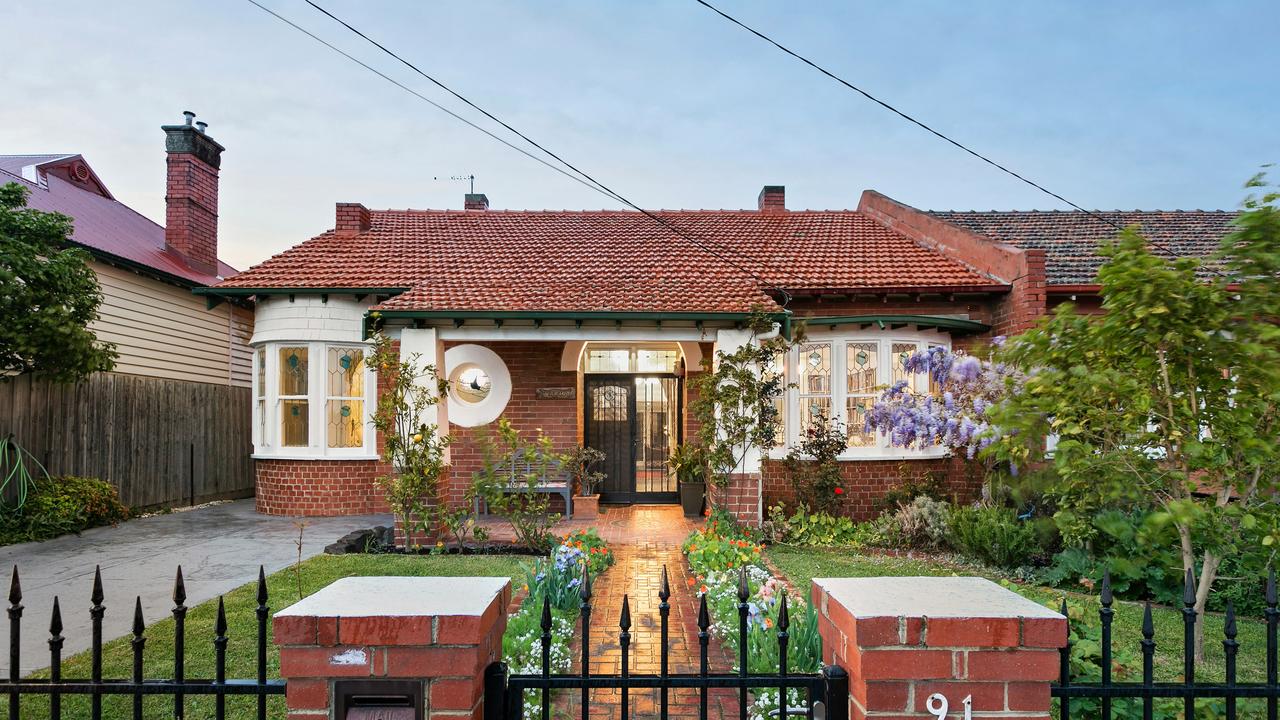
[198,186,1234,522]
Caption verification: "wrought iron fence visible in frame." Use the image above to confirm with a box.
[1053,567,1280,719]
[0,565,284,720]
[485,565,848,720]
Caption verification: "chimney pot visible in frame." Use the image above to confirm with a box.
[758,185,785,213]
[195,121,208,134]
[183,110,195,125]
[464,193,489,211]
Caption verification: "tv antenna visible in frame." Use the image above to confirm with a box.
[434,174,476,193]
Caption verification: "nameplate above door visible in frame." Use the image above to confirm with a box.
[536,387,576,400]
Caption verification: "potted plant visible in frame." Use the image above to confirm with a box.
[670,443,708,518]
[564,446,606,519]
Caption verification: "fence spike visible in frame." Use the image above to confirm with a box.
[1269,566,1277,606]
[778,591,790,632]
[256,565,268,605]
[91,565,104,606]
[215,596,227,637]
[540,593,552,631]
[1226,600,1238,640]
[49,597,62,637]
[132,597,145,637]
[1142,601,1154,640]
[1184,567,1197,607]
[8,566,21,606]
[698,592,710,631]
[1100,567,1112,606]
[173,566,187,606]
[620,594,631,631]
[659,565,670,602]
[579,564,592,603]
[737,566,749,603]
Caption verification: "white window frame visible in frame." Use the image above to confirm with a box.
[251,341,378,459]
[771,327,952,461]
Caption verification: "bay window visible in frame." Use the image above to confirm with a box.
[777,330,948,458]
[251,341,376,457]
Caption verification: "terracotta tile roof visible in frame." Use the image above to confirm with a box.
[0,154,236,285]
[928,210,1238,285]
[216,209,1002,313]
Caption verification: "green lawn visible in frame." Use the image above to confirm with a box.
[12,554,528,720]
[767,546,1269,684]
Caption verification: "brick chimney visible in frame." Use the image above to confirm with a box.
[335,203,372,234]
[161,111,224,274]
[758,185,785,213]
[464,193,489,211]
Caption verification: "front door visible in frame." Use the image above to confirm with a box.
[584,375,681,503]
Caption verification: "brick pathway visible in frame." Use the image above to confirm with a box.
[544,506,743,720]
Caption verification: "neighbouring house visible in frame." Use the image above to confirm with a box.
[0,112,255,507]
[199,185,1235,523]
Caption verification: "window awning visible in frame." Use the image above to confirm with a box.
[799,314,990,334]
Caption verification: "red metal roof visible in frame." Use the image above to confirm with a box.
[215,208,1003,313]
[0,155,236,286]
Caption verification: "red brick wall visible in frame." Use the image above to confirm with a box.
[707,473,761,525]
[164,152,219,272]
[255,459,389,516]
[445,342,579,508]
[761,456,981,522]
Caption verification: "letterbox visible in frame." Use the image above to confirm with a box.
[334,679,424,720]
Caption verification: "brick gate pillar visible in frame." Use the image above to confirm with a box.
[274,576,510,720]
[812,576,1066,719]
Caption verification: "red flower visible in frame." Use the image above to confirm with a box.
[834,487,844,495]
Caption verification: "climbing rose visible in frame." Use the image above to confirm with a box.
[834,487,844,495]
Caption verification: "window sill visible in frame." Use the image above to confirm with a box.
[764,448,950,463]
[251,453,381,462]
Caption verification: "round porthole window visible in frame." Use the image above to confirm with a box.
[451,364,492,404]
[443,344,511,427]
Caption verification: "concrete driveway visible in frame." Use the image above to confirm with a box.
[0,499,389,675]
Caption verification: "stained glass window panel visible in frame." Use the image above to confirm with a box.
[800,397,831,435]
[891,343,917,388]
[797,343,830,394]
[846,342,878,394]
[846,397,875,448]
[327,348,364,397]
[279,347,309,396]
[636,349,677,373]
[586,349,629,373]
[327,399,363,448]
[281,400,308,447]
[256,348,266,398]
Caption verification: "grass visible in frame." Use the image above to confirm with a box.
[767,545,1271,684]
[10,553,528,720]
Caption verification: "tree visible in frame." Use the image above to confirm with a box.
[0,182,115,382]
[689,310,792,486]
[987,175,1280,659]
[368,332,450,548]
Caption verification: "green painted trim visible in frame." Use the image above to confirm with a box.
[799,314,990,333]
[370,310,776,323]
[192,286,409,296]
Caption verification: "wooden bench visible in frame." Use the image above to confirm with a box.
[473,449,574,518]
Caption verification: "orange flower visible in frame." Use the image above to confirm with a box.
[687,577,696,586]
[700,584,708,593]
[764,618,773,629]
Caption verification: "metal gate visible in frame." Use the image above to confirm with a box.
[584,375,681,504]
[483,567,847,720]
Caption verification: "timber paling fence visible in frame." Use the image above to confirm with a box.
[1053,567,1280,719]
[0,373,254,508]
[0,566,282,720]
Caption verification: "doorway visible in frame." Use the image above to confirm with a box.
[583,375,681,503]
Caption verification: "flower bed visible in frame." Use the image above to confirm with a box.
[682,512,821,720]
[503,528,614,720]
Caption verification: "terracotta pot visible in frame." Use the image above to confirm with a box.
[573,494,600,519]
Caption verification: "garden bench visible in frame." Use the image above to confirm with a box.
[473,449,574,518]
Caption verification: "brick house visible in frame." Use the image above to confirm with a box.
[199,186,1234,522]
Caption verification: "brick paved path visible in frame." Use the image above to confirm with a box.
[550,507,743,720]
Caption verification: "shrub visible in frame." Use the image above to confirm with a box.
[873,469,947,515]
[782,411,846,514]
[0,476,129,544]
[762,504,888,547]
[891,495,951,549]
[949,506,1045,569]
[473,419,562,552]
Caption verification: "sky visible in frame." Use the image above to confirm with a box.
[2,1,1276,271]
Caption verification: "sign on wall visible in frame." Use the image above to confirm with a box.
[536,387,576,400]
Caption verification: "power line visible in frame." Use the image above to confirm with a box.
[246,0,805,303]
[690,0,1129,235]
[242,0,620,201]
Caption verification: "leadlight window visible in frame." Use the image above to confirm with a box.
[845,342,878,447]
[326,348,364,449]
[278,346,309,447]
[582,344,680,374]
[797,342,831,435]
[255,347,266,447]
[586,349,630,373]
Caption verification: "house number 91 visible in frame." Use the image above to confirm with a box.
[925,693,972,719]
